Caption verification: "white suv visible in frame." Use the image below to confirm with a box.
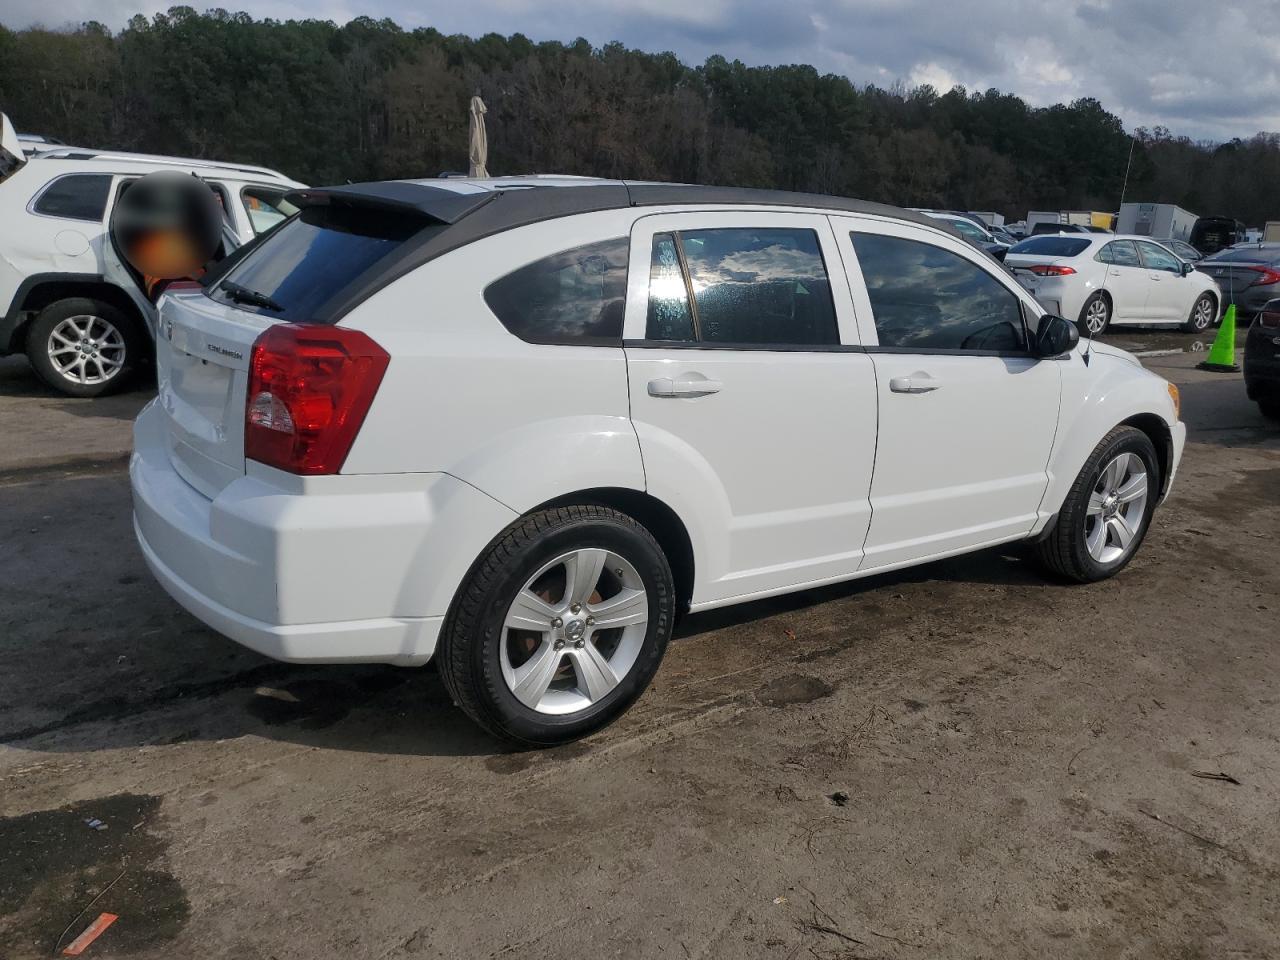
[0,115,303,397]
[130,176,1185,745]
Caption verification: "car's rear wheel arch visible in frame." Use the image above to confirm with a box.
[14,280,146,352]
[536,488,694,616]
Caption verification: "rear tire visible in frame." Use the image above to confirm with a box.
[1183,292,1216,333]
[1033,426,1159,583]
[1077,291,1111,337]
[25,297,145,398]
[1259,398,1280,421]
[439,505,675,746]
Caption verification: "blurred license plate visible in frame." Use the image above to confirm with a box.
[1017,277,1039,293]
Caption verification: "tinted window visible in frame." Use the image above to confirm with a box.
[1103,240,1141,267]
[646,233,695,341]
[851,233,1026,352]
[485,237,628,345]
[33,173,112,221]
[678,227,838,345]
[217,204,434,322]
[1137,242,1182,272]
[1201,246,1280,265]
[947,218,987,241]
[1011,236,1091,257]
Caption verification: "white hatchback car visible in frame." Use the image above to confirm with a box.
[131,177,1186,744]
[1004,234,1221,336]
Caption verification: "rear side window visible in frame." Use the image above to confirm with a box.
[33,173,112,222]
[484,238,629,346]
[851,232,1026,352]
[644,227,838,346]
[215,204,433,322]
[1011,236,1091,257]
[1101,240,1141,267]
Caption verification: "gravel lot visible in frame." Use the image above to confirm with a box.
[1,332,1277,960]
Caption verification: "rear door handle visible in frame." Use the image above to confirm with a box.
[648,376,722,398]
[889,374,942,394]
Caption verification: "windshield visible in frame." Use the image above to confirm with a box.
[214,204,437,322]
[1009,236,1091,257]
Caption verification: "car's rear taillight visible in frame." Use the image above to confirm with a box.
[1028,264,1077,276]
[1258,307,1280,329]
[245,324,389,475]
[1247,266,1280,287]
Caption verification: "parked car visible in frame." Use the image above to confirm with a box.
[1244,300,1280,419]
[1004,234,1220,336]
[0,115,303,397]
[919,211,1010,259]
[1158,238,1204,264]
[130,176,1186,745]
[1190,216,1247,255]
[1197,244,1280,324]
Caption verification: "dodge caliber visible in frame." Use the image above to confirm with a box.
[131,177,1186,744]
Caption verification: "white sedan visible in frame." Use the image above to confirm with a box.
[1005,234,1221,335]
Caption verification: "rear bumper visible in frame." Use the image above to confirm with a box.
[130,402,515,665]
[1244,326,1280,397]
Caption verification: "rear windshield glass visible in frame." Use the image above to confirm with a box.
[1009,237,1091,257]
[214,204,435,321]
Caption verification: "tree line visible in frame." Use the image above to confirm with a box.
[2,7,1278,225]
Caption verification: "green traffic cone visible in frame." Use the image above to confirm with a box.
[1198,303,1240,372]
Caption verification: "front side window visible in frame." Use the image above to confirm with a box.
[484,237,629,345]
[948,218,987,241]
[33,173,112,222]
[851,232,1026,352]
[1103,240,1141,267]
[1137,242,1182,273]
[646,227,838,346]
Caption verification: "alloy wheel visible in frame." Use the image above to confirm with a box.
[1192,296,1214,330]
[500,548,649,715]
[1084,452,1149,564]
[47,314,126,386]
[1085,298,1109,335]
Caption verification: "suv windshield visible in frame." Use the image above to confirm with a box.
[1009,237,1091,256]
[213,204,437,322]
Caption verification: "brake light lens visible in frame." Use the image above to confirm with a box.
[1247,266,1280,286]
[1028,264,1077,276]
[1258,307,1280,329]
[245,324,389,475]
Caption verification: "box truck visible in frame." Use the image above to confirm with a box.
[1116,203,1197,240]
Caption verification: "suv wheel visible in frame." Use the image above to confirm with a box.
[439,505,675,746]
[1033,426,1159,583]
[1183,292,1216,333]
[1078,292,1111,337]
[25,298,143,398]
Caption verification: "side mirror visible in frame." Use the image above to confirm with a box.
[1034,314,1080,358]
[1181,261,1194,276]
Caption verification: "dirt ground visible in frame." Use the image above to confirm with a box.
[1,331,1277,960]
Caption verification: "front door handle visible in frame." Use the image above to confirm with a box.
[889,374,942,394]
[648,376,722,398]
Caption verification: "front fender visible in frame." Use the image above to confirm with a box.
[1038,350,1179,525]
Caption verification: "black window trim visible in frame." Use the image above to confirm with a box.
[847,228,1037,357]
[27,171,114,224]
[641,223,843,351]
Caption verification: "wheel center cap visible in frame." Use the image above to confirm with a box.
[564,619,586,641]
[1103,495,1119,517]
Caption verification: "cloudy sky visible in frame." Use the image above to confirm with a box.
[5,0,1277,142]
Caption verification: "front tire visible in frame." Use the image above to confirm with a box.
[1183,292,1216,333]
[1033,426,1159,583]
[25,297,144,398]
[439,505,675,746]
[1078,291,1111,337]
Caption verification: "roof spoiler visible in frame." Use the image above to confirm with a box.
[286,182,496,224]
